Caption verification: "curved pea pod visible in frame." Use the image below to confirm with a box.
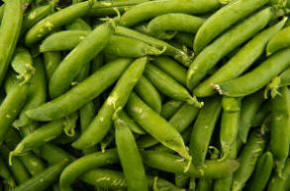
[142,151,239,179]
[49,22,114,98]
[270,87,290,175]
[0,0,23,85]
[10,120,65,159]
[189,96,222,167]
[232,131,265,191]
[25,1,91,45]
[115,26,192,67]
[267,26,290,55]
[244,152,273,191]
[194,0,269,53]
[43,52,61,80]
[187,7,273,90]
[72,57,147,149]
[59,149,119,191]
[80,169,183,191]
[146,13,205,40]
[267,159,290,191]
[26,58,131,121]
[114,111,148,191]
[145,64,202,107]
[38,144,73,164]
[40,31,89,52]
[126,93,190,159]
[14,159,69,191]
[220,97,241,159]
[160,100,183,119]
[238,91,264,143]
[194,18,287,97]
[120,0,220,27]
[135,76,162,113]
[216,48,290,97]
[153,56,187,86]
[14,58,47,129]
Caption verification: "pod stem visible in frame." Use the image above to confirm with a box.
[264,76,281,99]
[186,96,204,108]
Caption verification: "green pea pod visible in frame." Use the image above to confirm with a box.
[267,159,290,191]
[245,152,273,191]
[232,131,265,191]
[26,58,131,121]
[142,151,239,178]
[160,100,182,119]
[145,64,202,107]
[40,31,89,52]
[38,144,73,164]
[194,0,269,53]
[187,7,273,90]
[267,26,290,55]
[49,22,114,98]
[66,18,91,31]
[20,153,45,176]
[127,93,190,159]
[189,96,222,167]
[43,52,61,80]
[0,0,23,85]
[147,13,205,40]
[14,57,47,129]
[135,76,162,113]
[120,0,220,27]
[80,101,96,131]
[153,56,187,86]
[80,169,183,191]
[10,120,65,158]
[270,87,290,175]
[194,18,287,97]
[217,48,290,97]
[105,35,166,58]
[14,160,69,191]
[59,149,119,191]
[115,26,192,67]
[72,57,147,149]
[220,97,241,159]
[114,110,148,191]
[25,1,91,45]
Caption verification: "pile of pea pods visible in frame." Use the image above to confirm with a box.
[0,0,290,190]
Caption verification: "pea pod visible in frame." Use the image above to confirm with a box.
[0,0,23,85]
[194,18,287,97]
[270,87,290,175]
[135,76,162,113]
[267,159,290,191]
[245,152,273,191]
[14,160,69,191]
[49,22,114,98]
[189,96,222,167]
[114,110,148,191]
[232,131,265,191]
[267,26,290,55]
[187,7,273,89]
[216,48,290,97]
[72,57,147,149]
[127,93,190,159]
[38,144,73,165]
[142,151,239,178]
[120,0,220,27]
[59,149,119,191]
[147,13,205,40]
[145,63,202,107]
[194,0,269,53]
[20,153,45,176]
[26,58,131,121]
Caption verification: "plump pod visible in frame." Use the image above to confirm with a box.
[26,58,131,121]
[267,26,290,55]
[216,48,290,97]
[72,57,147,149]
[0,0,23,85]
[114,111,148,191]
[194,0,269,53]
[49,22,114,98]
[120,0,220,26]
[187,7,273,90]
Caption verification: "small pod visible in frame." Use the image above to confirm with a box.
[267,26,290,55]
